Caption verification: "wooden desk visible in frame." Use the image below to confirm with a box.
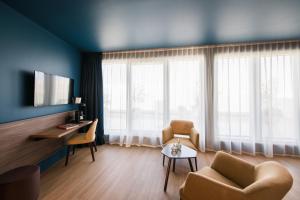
[30,120,93,139]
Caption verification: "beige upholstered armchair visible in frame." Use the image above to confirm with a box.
[162,120,199,150]
[180,151,293,200]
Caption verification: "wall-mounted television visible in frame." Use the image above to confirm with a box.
[34,71,74,107]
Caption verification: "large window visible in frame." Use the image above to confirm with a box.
[103,56,206,147]
[213,48,300,156]
[169,59,205,129]
[130,62,164,133]
[214,54,252,138]
[102,62,127,131]
[103,42,300,157]
[260,53,298,141]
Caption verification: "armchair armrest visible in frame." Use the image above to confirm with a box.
[211,151,255,188]
[162,126,173,144]
[190,128,199,149]
[243,161,293,200]
[180,172,244,200]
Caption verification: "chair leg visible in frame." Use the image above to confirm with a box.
[93,141,97,152]
[65,146,70,166]
[72,145,76,155]
[89,143,95,162]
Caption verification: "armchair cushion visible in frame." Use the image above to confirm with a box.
[195,167,242,189]
[165,138,198,150]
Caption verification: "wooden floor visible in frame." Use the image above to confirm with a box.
[40,144,300,200]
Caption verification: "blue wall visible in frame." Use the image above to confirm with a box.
[0,1,81,124]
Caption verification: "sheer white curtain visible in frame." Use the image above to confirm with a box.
[102,61,127,143]
[103,41,300,157]
[129,60,164,146]
[211,43,300,157]
[103,52,206,149]
[169,58,206,151]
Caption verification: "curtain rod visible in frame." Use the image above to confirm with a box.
[102,39,300,54]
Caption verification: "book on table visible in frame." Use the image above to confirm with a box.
[57,123,79,130]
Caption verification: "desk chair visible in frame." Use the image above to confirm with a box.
[65,119,98,166]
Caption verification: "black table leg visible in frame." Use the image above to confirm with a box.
[188,158,194,172]
[163,155,165,166]
[164,158,172,192]
[194,157,198,171]
[173,159,176,172]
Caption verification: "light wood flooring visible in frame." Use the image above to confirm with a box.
[40,144,300,200]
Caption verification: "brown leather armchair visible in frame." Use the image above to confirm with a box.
[180,151,293,200]
[162,120,199,150]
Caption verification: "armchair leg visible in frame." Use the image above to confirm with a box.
[89,143,95,162]
[65,146,70,166]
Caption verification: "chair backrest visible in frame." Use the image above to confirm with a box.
[85,119,98,141]
[243,161,293,199]
[170,120,194,135]
[211,151,255,188]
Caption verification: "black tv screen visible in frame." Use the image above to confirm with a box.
[34,71,74,107]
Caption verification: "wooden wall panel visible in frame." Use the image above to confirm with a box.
[0,111,74,174]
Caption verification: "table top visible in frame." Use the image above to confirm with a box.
[161,144,197,159]
[30,120,92,139]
